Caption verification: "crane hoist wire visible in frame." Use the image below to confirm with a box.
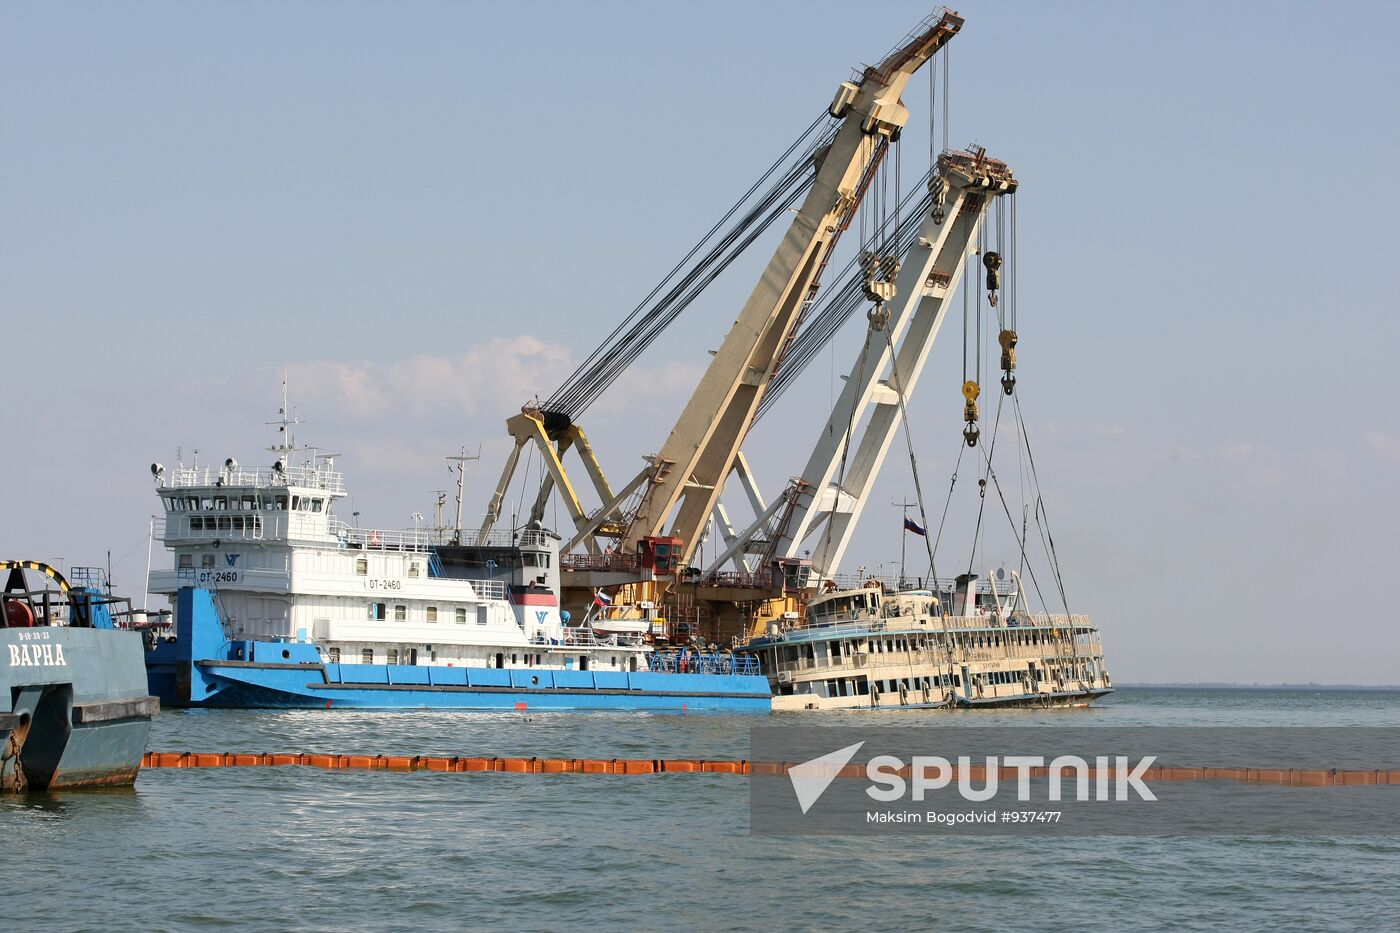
[542,113,839,422]
[754,167,937,422]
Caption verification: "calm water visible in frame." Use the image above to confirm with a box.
[4,688,1399,932]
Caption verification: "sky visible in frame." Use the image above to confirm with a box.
[3,0,1398,684]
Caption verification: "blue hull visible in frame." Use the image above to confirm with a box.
[147,589,772,712]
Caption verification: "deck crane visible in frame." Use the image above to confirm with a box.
[477,9,966,571]
[705,147,1018,579]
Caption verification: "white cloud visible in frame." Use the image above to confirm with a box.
[281,335,574,421]
[1365,432,1400,465]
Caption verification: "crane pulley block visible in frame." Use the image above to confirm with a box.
[999,329,1018,396]
[998,329,1017,371]
[983,250,1002,301]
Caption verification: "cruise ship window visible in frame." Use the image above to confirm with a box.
[355,559,368,576]
[394,605,406,622]
[362,649,373,663]
[426,607,437,622]
[455,608,467,624]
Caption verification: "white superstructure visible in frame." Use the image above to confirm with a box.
[146,401,650,674]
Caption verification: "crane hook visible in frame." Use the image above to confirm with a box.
[983,251,1002,308]
[866,303,890,331]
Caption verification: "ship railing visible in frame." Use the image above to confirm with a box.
[683,569,780,590]
[557,628,644,648]
[329,519,434,552]
[647,651,761,676]
[467,578,508,601]
[559,553,643,573]
[163,464,346,494]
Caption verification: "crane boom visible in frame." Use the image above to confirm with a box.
[623,9,964,564]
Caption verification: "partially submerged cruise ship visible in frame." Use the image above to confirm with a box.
[742,575,1111,711]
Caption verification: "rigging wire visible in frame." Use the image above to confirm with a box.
[1013,391,1072,614]
[881,327,938,588]
[544,114,836,419]
[755,168,938,421]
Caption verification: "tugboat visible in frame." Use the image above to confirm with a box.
[141,400,770,711]
[1,562,158,791]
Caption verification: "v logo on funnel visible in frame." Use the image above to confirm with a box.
[788,741,864,814]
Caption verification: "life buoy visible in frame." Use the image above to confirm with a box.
[368,531,381,547]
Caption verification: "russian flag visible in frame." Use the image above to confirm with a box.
[593,591,614,607]
[903,516,927,536]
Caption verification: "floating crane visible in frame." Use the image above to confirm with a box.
[481,9,961,543]
[477,9,1027,636]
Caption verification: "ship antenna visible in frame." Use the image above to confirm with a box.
[446,446,481,544]
[266,376,304,458]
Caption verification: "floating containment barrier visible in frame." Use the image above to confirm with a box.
[139,753,1400,785]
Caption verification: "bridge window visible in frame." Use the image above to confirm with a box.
[426,606,437,622]
[368,602,386,620]
[361,648,373,663]
[311,499,324,513]
[394,605,407,622]
[274,496,288,511]
[356,559,368,576]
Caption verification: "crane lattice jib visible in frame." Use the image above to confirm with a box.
[623,9,964,564]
